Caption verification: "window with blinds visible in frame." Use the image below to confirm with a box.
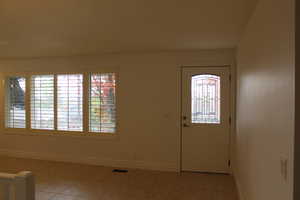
[31,75,54,130]
[57,74,83,131]
[89,73,116,133]
[4,72,117,135]
[5,77,26,128]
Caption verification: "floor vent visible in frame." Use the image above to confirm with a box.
[112,169,128,173]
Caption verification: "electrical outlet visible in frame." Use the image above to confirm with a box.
[280,158,288,182]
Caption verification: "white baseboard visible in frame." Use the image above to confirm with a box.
[0,149,178,172]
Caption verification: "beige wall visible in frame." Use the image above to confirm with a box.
[0,49,235,172]
[235,0,295,199]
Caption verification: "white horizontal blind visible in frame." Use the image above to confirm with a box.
[5,77,26,128]
[31,75,54,130]
[57,74,83,131]
[89,73,116,133]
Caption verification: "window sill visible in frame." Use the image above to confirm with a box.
[1,128,119,141]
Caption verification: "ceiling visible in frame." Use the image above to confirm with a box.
[0,0,258,58]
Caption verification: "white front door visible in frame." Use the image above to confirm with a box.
[181,67,231,173]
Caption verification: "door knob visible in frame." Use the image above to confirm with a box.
[183,123,189,127]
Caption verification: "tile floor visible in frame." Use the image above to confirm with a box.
[0,156,238,200]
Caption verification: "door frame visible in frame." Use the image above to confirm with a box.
[179,65,234,173]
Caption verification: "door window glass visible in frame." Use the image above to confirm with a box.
[191,74,220,124]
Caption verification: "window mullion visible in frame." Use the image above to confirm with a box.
[83,73,89,133]
[54,75,58,131]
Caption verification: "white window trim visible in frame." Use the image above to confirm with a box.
[0,71,119,140]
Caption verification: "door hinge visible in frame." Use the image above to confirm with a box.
[229,74,232,81]
[228,160,231,167]
[229,116,232,124]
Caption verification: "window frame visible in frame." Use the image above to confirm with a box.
[30,74,55,130]
[190,74,221,124]
[1,71,119,139]
[56,73,84,132]
[4,76,27,129]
